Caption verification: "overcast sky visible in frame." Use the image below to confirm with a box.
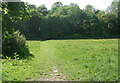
[21,0,113,10]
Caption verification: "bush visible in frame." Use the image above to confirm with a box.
[2,30,30,59]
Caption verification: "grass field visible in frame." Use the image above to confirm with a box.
[2,41,52,81]
[2,39,118,81]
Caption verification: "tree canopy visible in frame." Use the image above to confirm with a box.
[2,1,119,40]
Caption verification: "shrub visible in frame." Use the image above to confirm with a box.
[2,30,30,59]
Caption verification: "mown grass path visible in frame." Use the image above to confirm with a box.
[38,41,66,81]
[27,41,66,81]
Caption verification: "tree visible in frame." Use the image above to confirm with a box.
[106,0,119,36]
[49,2,63,15]
[2,2,29,40]
[118,1,120,34]
[28,4,36,10]
[106,1,118,18]
[95,11,109,36]
[84,5,96,13]
[37,4,48,16]
[82,11,101,37]
[52,2,63,8]
[2,2,30,58]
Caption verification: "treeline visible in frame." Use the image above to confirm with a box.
[14,1,119,40]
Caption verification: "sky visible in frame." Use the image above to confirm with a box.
[21,0,113,10]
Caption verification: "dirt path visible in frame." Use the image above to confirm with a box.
[37,41,66,81]
[27,41,66,81]
[37,65,65,81]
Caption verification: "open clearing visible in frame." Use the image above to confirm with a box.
[2,39,118,81]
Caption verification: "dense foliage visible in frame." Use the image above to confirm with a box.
[2,2,30,58]
[14,1,119,40]
[2,30,29,58]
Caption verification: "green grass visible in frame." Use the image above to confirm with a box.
[2,39,118,81]
[48,39,118,81]
[2,41,52,81]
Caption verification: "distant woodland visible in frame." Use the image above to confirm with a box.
[2,1,120,40]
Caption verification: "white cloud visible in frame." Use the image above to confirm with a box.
[21,0,113,10]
